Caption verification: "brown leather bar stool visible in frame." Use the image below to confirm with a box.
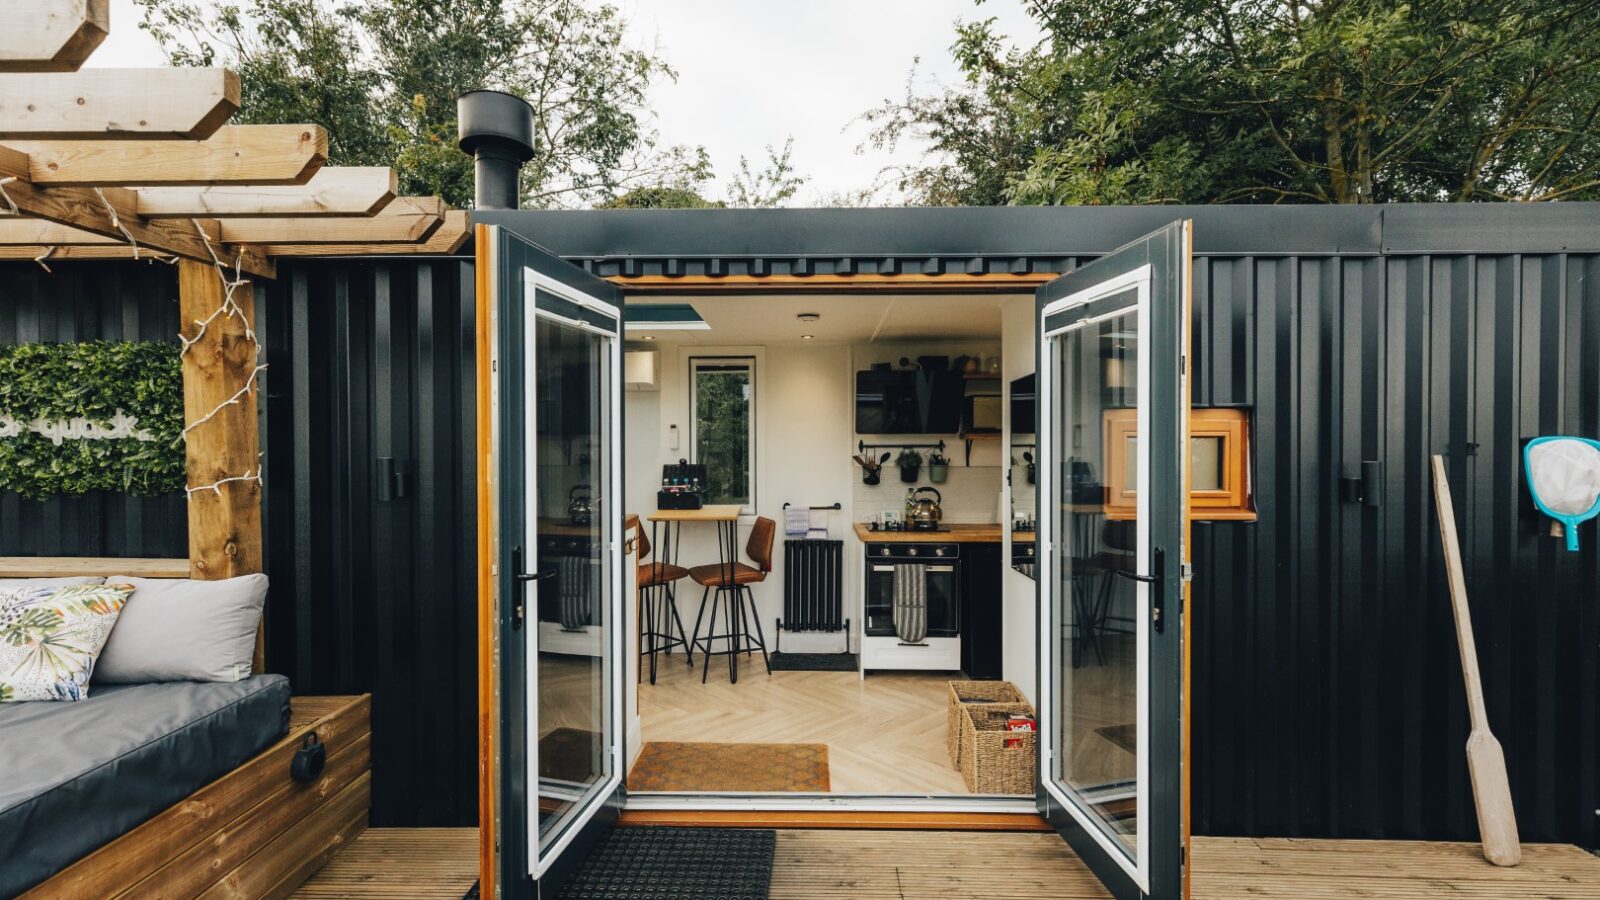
[638,529,693,684]
[688,516,774,683]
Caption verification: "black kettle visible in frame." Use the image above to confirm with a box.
[568,484,594,525]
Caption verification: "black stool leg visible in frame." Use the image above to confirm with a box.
[701,587,719,684]
[667,582,693,665]
[690,585,710,658]
[725,587,739,684]
[743,586,771,675]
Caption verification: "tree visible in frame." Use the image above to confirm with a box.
[135,0,711,208]
[600,186,724,209]
[865,0,1600,205]
[727,138,807,208]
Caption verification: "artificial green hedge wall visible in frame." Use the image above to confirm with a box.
[0,341,185,499]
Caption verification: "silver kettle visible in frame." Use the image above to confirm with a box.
[906,487,942,529]
[568,484,594,525]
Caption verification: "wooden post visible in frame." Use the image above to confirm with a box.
[178,258,265,669]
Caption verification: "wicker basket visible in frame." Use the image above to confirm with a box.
[946,680,1027,768]
[959,702,1037,795]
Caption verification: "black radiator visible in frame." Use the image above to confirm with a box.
[780,539,845,633]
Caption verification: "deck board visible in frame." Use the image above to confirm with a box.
[292,827,1600,899]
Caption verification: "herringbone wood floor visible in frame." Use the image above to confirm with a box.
[637,652,979,794]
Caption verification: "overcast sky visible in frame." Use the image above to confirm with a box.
[93,0,1041,205]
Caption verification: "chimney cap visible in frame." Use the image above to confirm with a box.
[457,90,535,162]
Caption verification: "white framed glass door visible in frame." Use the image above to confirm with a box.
[1034,221,1191,899]
[480,224,626,899]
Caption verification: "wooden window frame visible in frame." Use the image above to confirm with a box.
[1102,406,1255,522]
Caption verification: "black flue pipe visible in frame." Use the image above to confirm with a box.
[457,90,535,210]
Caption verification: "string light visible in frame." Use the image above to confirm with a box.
[33,245,54,274]
[92,187,139,259]
[0,176,18,216]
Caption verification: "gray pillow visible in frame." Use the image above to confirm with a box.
[94,574,267,683]
[0,576,106,588]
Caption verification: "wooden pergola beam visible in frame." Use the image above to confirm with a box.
[134,167,396,217]
[214,196,446,244]
[0,144,273,276]
[0,68,240,139]
[176,258,265,668]
[4,124,327,186]
[257,209,471,256]
[0,0,110,73]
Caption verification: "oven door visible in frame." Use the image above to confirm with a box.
[865,562,960,638]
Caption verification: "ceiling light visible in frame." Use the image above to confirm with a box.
[801,334,814,340]
[641,335,656,341]
[797,312,821,323]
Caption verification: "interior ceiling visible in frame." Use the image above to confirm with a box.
[624,293,1012,344]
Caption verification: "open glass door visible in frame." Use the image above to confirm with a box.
[478,223,626,898]
[1035,220,1191,900]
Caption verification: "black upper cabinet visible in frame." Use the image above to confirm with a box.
[856,368,963,434]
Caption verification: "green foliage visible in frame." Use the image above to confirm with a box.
[600,186,725,209]
[135,0,714,208]
[727,138,808,208]
[0,342,185,500]
[866,0,1600,205]
[693,367,750,506]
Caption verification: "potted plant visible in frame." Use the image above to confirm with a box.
[927,450,950,483]
[896,448,923,483]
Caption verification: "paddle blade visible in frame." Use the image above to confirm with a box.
[1465,730,1521,867]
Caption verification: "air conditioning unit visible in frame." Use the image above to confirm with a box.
[625,349,659,391]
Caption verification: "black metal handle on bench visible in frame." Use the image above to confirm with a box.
[510,546,557,631]
[1110,546,1166,633]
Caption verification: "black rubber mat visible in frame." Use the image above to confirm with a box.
[557,826,775,899]
[769,652,858,672]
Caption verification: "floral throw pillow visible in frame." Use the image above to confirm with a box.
[0,583,133,702]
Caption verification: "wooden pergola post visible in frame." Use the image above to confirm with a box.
[177,258,265,667]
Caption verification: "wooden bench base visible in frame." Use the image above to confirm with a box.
[26,694,372,900]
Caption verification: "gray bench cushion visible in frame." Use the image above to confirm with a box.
[0,675,290,897]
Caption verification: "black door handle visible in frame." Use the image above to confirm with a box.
[1110,546,1166,633]
[509,546,557,630]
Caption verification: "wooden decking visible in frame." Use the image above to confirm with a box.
[294,827,1600,899]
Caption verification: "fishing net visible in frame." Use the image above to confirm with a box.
[1525,437,1600,551]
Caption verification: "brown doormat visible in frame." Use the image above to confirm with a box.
[628,742,831,792]
[541,727,602,783]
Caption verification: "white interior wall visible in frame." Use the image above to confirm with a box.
[1000,296,1038,706]
[624,341,857,656]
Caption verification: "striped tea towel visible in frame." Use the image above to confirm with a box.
[893,563,928,643]
[807,506,830,539]
[784,506,810,536]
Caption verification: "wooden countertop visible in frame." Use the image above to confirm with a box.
[648,504,743,522]
[853,523,1009,543]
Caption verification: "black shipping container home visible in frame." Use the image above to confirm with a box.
[6,201,1600,899]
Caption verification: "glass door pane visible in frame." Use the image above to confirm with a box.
[527,310,614,851]
[1050,292,1146,862]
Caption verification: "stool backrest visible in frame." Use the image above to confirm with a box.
[637,528,653,560]
[747,516,776,572]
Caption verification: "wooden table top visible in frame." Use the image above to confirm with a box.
[852,522,1008,543]
[648,504,743,522]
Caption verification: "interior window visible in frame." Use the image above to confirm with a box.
[690,357,755,510]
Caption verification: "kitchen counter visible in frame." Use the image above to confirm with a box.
[853,523,1006,543]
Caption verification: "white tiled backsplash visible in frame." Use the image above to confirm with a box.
[852,465,1005,525]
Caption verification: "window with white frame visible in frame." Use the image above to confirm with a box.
[689,356,755,511]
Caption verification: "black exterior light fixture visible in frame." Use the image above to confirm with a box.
[457,90,535,210]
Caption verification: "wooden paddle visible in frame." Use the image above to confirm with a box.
[1430,455,1521,867]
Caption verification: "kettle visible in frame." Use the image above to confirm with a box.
[568,484,594,525]
[906,486,942,530]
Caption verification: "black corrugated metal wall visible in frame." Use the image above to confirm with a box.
[1190,252,1600,847]
[261,257,479,827]
[0,262,188,557]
